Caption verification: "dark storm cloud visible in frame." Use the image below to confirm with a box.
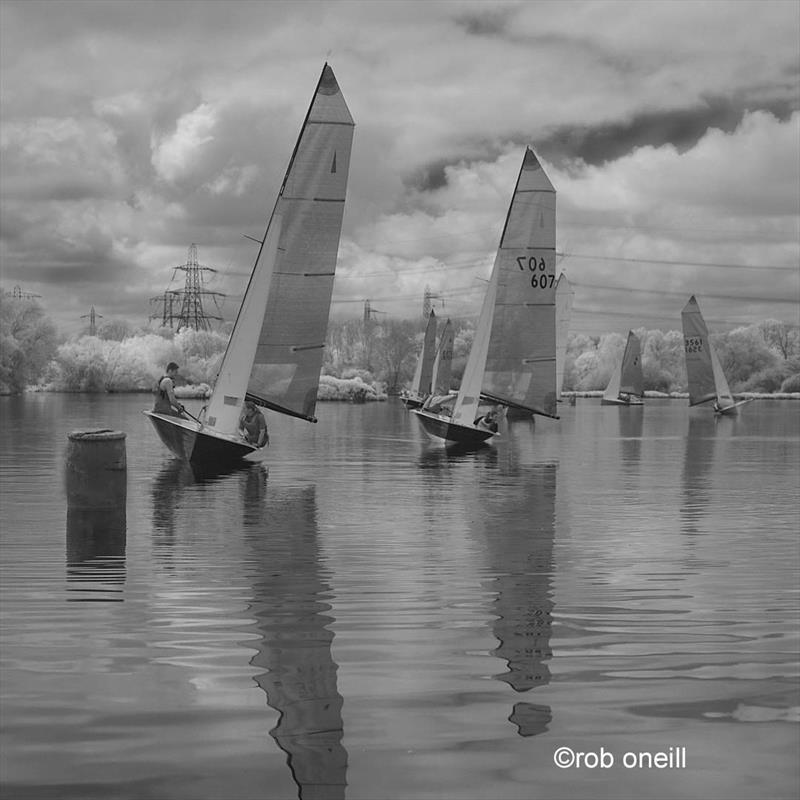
[453,4,517,37]
[541,96,799,166]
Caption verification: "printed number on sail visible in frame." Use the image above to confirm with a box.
[685,337,704,353]
[517,256,555,289]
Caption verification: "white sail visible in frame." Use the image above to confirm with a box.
[602,353,623,403]
[452,262,499,426]
[681,295,733,408]
[481,147,559,418]
[431,318,454,396]
[410,310,438,398]
[555,272,574,399]
[710,343,735,408]
[206,64,354,433]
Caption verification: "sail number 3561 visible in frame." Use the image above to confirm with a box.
[517,256,555,288]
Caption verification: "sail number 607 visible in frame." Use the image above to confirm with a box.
[517,256,555,288]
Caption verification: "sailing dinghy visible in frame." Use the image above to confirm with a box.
[401,310,437,409]
[601,330,644,406]
[145,64,354,466]
[555,272,574,402]
[681,295,749,415]
[421,317,456,415]
[413,148,560,446]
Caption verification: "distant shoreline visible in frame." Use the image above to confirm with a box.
[4,387,798,401]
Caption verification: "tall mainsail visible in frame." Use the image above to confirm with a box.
[481,148,559,418]
[206,64,355,432]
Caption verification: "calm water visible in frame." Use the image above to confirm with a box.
[1,394,798,800]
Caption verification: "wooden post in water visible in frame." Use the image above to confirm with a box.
[65,430,127,563]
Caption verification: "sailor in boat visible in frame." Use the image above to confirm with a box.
[153,362,187,418]
[239,400,269,448]
[423,393,455,417]
[474,408,499,433]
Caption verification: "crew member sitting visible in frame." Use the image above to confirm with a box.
[239,400,269,447]
[475,409,499,433]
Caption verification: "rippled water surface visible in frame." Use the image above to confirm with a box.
[1,394,798,799]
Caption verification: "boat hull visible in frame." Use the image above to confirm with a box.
[412,409,496,446]
[400,395,425,410]
[714,398,752,416]
[144,412,257,467]
[601,396,644,406]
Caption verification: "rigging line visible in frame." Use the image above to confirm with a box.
[570,282,799,303]
[558,219,797,240]
[559,252,798,271]
[571,307,774,327]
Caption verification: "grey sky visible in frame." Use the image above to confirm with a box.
[1,0,798,337]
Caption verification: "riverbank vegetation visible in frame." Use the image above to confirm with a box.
[2,294,798,398]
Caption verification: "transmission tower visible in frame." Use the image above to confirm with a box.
[10,285,41,300]
[363,299,387,323]
[422,285,444,318]
[81,306,103,336]
[149,290,182,328]
[149,244,226,331]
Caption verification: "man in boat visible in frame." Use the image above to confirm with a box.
[475,408,499,433]
[153,362,186,417]
[239,400,269,447]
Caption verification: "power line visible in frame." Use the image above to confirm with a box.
[560,252,798,271]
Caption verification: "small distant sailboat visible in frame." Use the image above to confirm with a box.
[421,317,456,415]
[681,295,749,415]
[413,147,559,446]
[555,273,574,403]
[145,64,355,466]
[401,310,437,409]
[601,330,644,406]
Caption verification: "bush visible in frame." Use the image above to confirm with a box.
[779,373,800,393]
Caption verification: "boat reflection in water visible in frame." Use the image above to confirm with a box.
[241,478,347,800]
[469,459,557,736]
[680,414,723,538]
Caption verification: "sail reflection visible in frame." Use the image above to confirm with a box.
[242,480,347,800]
[618,406,643,474]
[680,415,721,536]
[468,462,557,736]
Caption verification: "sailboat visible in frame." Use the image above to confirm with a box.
[420,317,456,415]
[601,330,644,406]
[555,272,574,402]
[145,64,355,466]
[681,295,749,415]
[401,310,437,409]
[413,148,559,445]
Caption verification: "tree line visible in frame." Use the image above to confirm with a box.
[2,294,798,395]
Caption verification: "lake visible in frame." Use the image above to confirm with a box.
[1,393,798,800]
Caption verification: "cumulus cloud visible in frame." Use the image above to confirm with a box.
[0,0,797,334]
[151,103,218,184]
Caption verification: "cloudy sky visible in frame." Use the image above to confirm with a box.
[1,0,798,338]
